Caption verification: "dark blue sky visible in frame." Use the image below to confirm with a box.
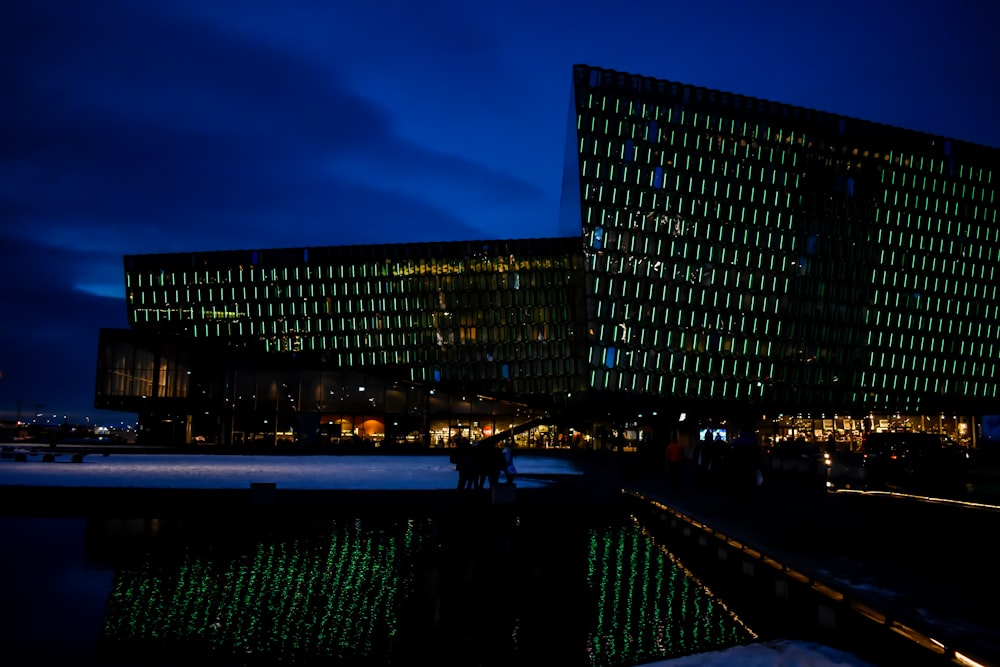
[2,0,999,424]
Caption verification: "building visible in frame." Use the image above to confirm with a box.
[563,64,999,446]
[95,65,1000,448]
[96,238,587,446]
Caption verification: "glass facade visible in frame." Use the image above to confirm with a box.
[123,238,587,401]
[107,239,587,444]
[96,65,1000,444]
[569,64,1000,416]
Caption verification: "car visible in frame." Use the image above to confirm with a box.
[769,438,824,475]
[857,432,969,492]
[824,449,868,490]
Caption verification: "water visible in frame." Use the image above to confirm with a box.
[0,507,756,666]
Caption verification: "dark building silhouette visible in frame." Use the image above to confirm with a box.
[95,65,1000,448]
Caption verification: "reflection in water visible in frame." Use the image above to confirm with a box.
[0,517,114,667]
[89,511,755,666]
[585,521,756,665]
[98,517,425,665]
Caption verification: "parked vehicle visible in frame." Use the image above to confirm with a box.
[764,438,826,490]
[768,438,824,474]
[854,432,969,492]
[824,449,868,489]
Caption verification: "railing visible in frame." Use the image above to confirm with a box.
[624,489,994,667]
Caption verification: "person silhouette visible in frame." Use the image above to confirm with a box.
[666,437,685,489]
[455,436,475,490]
[501,441,517,484]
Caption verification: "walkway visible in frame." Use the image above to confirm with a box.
[622,459,1000,667]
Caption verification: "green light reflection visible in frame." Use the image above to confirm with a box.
[584,519,756,666]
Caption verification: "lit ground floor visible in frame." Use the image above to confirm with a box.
[143,407,986,458]
[694,412,980,452]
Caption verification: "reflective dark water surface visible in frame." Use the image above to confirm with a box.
[0,507,756,666]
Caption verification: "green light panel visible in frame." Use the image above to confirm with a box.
[124,240,588,400]
[571,64,1000,413]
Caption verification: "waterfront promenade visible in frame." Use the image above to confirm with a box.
[1,444,999,666]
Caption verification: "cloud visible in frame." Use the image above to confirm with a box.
[0,237,128,418]
[2,0,551,261]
